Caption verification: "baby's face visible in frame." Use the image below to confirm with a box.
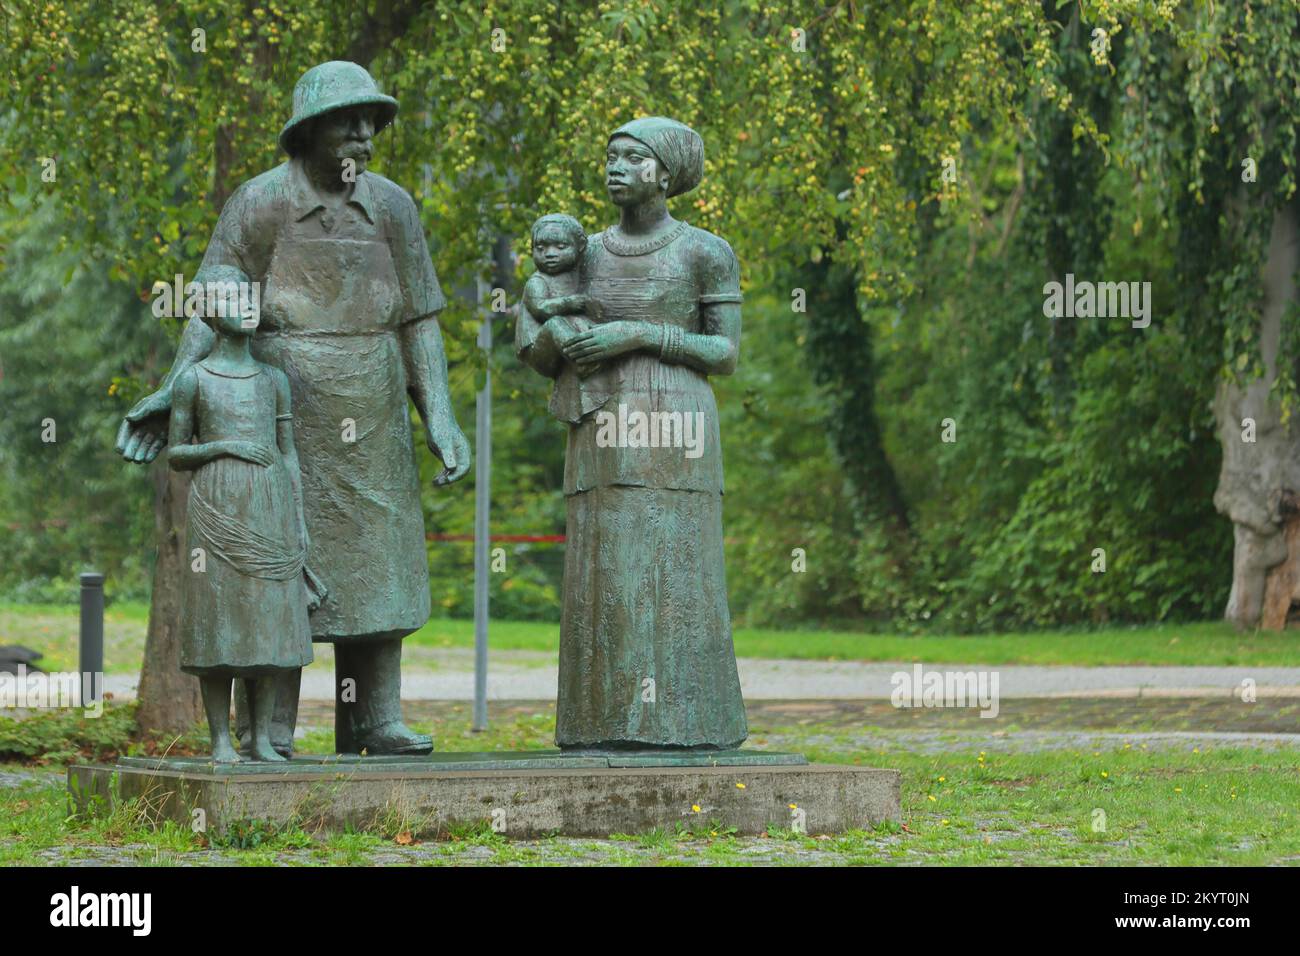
[532,225,580,274]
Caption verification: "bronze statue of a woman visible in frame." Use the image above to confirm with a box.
[517,117,748,750]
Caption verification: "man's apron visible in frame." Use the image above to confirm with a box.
[252,223,430,642]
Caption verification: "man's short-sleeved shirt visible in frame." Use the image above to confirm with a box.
[190,158,443,639]
[195,158,445,331]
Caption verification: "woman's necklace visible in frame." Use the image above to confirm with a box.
[601,219,687,257]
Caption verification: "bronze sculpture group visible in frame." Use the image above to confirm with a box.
[118,62,748,762]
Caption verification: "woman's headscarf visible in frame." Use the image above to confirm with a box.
[608,117,704,198]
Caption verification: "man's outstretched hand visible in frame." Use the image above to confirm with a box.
[426,418,472,486]
[115,388,171,464]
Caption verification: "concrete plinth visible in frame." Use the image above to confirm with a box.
[68,752,900,838]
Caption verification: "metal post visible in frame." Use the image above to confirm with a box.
[79,571,104,707]
[472,313,492,731]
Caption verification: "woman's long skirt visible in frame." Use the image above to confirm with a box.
[555,484,748,749]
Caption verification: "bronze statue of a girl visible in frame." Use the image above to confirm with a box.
[167,266,320,762]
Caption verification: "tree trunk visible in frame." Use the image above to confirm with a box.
[134,463,202,734]
[1261,492,1300,630]
[1213,202,1300,629]
[799,256,912,534]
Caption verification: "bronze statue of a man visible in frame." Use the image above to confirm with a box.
[117,61,470,756]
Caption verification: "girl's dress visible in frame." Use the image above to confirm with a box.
[179,360,314,676]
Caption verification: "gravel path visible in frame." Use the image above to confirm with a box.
[98,657,1300,701]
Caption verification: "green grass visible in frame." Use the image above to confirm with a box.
[298,703,558,754]
[730,620,1296,666]
[405,616,1300,666]
[4,701,1299,865]
[0,602,149,674]
[822,742,1300,866]
[4,600,1296,667]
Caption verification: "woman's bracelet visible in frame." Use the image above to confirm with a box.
[658,325,685,364]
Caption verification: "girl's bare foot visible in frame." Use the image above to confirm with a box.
[251,743,286,762]
[212,741,242,764]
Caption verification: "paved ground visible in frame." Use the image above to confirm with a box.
[98,651,1300,701]
[288,696,1300,736]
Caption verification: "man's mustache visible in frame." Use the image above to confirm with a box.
[338,140,372,159]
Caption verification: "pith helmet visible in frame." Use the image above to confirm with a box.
[278,61,398,154]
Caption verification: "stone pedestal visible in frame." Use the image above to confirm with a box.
[68,752,900,838]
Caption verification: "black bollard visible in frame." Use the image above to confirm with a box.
[79,572,104,707]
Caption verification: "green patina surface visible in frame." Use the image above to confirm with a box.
[516,118,749,750]
[110,749,806,776]
[114,61,471,759]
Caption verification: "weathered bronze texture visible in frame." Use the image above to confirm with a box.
[517,117,748,750]
[118,62,470,758]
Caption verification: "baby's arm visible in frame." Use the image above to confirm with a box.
[538,293,591,318]
[522,275,600,375]
[523,275,593,330]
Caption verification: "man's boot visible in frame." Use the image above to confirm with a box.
[334,636,431,755]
